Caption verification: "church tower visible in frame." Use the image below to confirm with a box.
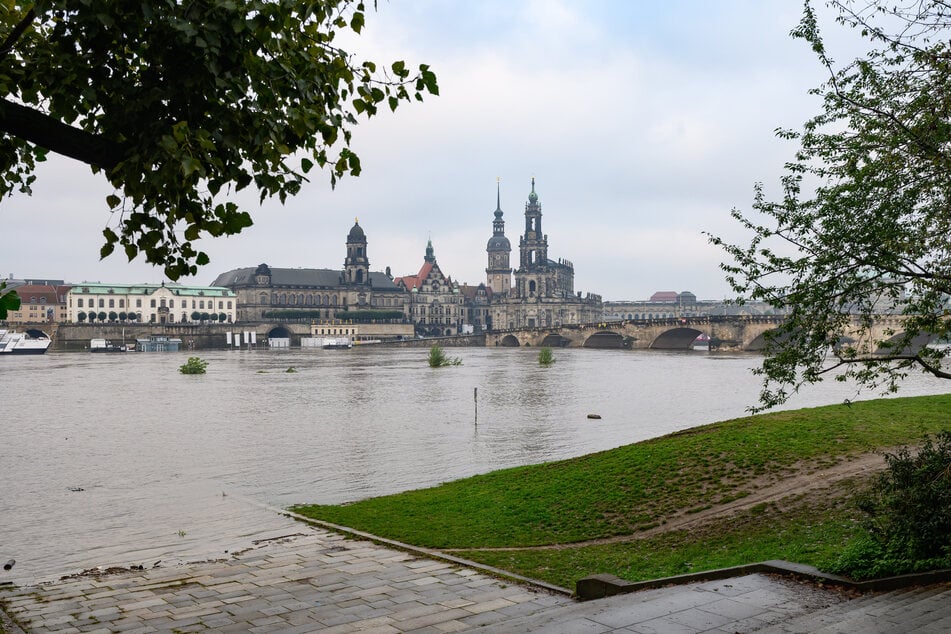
[519,178,548,270]
[485,180,512,295]
[344,218,370,284]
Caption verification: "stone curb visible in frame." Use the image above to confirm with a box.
[280,509,574,597]
[576,560,951,600]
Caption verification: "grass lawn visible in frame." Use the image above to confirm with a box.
[293,394,951,588]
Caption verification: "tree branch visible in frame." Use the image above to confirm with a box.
[0,99,128,171]
[0,7,35,58]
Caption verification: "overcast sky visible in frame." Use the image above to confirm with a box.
[2,1,859,301]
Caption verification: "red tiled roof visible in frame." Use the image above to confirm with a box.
[649,291,679,302]
[13,284,62,304]
[396,261,436,291]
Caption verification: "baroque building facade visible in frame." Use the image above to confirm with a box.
[395,239,464,336]
[487,179,602,329]
[212,220,406,322]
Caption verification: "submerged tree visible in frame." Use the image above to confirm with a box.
[0,1,438,280]
[711,0,951,410]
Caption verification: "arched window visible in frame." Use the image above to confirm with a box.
[298,294,304,305]
[77,298,84,308]
[290,295,296,305]
[280,293,286,304]
[323,294,330,305]
[332,296,338,306]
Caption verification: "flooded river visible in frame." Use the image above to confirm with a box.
[2,346,948,583]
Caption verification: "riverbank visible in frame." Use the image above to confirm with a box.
[293,394,951,589]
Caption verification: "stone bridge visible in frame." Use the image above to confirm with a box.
[485,316,784,351]
[485,314,924,352]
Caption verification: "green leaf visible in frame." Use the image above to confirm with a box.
[106,194,121,208]
[184,224,201,241]
[350,11,364,33]
[181,156,203,177]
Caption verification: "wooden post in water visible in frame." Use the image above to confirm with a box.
[474,387,478,424]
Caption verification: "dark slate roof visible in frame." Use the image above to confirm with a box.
[487,234,511,250]
[212,267,401,291]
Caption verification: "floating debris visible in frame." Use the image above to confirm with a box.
[587,414,602,420]
[66,486,85,492]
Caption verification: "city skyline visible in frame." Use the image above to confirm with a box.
[1,1,861,301]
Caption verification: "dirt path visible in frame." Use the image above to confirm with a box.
[445,452,888,552]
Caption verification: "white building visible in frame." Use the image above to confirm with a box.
[67,282,237,324]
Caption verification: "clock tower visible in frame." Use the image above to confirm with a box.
[485,180,512,295]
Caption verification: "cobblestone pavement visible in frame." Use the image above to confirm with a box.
[1,527,569,633]
[2,526,946,633]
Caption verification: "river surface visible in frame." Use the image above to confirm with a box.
[2,346,949,583]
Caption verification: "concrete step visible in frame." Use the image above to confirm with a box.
[757,583,951,633]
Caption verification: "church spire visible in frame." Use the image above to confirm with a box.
[495,177,503,219]
[424,238,435,263]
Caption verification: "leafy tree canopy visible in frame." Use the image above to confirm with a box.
[0,1,438,280]
[711,0,951,411]
[0,281,19,319]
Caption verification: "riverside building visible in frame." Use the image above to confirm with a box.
[212,220,406,322]
[66,282,236,324]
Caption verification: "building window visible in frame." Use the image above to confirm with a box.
[109,299,115,308]
[119,299,125,308]
[150,299,156,308]
[77,298,83,308]
[136,299,142,308]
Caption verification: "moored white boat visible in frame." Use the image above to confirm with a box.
[0,329,51,355]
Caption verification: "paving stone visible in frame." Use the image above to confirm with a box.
[6,529,949,634]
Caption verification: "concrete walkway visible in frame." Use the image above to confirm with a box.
[1,526,948,633]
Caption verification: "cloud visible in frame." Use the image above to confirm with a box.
[3,1,843,301]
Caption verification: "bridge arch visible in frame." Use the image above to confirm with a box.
[541,333,570,347]
[267,326,292,339]
[876,331,935,355]
[583,331,624,349]
[746,328,796,352]
[651,327,704,350]
[499,334,520,347]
